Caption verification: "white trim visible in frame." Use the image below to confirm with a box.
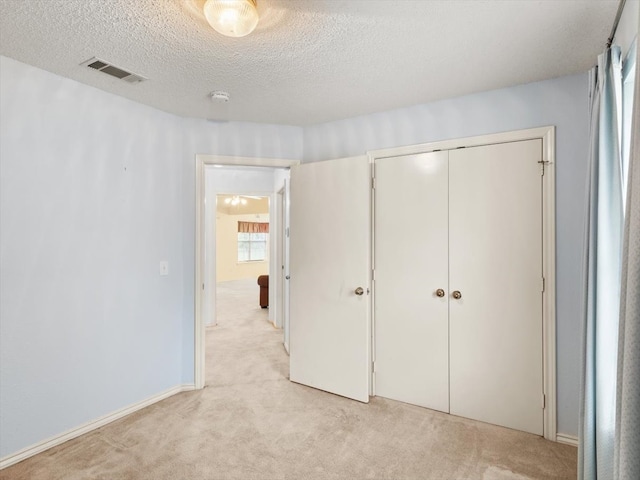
[267,192,278,326]
[274,188,285,329]
[556,433,579,447]
[368,126,557,442]
[370,126,555,159]
[195,157,206,389]
[196,155,299,169]
[194,155,300,390]
[0,384,195,470]
[541,127,557,444]
[369,156,376,397]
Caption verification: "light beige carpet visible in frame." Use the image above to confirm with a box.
[1,278,577,480]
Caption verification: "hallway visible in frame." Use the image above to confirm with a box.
[207,278,287,387]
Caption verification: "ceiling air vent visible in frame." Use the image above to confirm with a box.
[80,57,146,84]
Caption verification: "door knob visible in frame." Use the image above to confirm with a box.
[355,287,364,296]
[436,289,445,297]
[452,290,462,299]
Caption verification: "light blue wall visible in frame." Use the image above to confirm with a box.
[0,56,183,458]
[0,51,589,459]
[303,73,590,437]
[0,55,302,458]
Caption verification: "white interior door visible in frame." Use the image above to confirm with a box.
[374,152,450,412]
[289,156,370,403]
[449,140,543,435]
[282,179,291,353]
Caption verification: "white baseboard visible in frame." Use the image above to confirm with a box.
[0,383,196,470]
[556,433,579,447]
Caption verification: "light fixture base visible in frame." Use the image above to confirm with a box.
[204,0,259,38]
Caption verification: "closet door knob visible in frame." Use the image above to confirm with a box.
[355,287,365,296]
[452,290,462,300]
[436,289,445,297]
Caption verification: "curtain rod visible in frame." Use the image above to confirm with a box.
[606,0,627,48]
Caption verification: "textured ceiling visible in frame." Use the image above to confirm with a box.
[0,0,619,126]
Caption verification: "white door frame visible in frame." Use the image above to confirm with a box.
[368,126,557,441]
[195,155,300,389]
[275,186,289,335]
[282,179,291,353]
[275,188,285,330]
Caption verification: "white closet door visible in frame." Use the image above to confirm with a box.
[449,140,543,435]
[374,151,450,412]
[289,156,371,403]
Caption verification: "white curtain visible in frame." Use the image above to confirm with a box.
[615,39,640,480]
[580,31,639,479]
[579,46,624,480]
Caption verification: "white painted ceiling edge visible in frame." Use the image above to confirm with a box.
[0,0,620,126]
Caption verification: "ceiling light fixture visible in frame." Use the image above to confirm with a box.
[224,196,248,206]
[203,0,259,38]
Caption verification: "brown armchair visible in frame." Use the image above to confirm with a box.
[257,275,269,308]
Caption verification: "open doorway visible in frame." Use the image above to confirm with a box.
[214,193,271,333]
[196,158,295,389]
[208,193,280,387]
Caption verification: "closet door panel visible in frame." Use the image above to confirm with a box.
[374,152,450,412]
[449,140,543,435]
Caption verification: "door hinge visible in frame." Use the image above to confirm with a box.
[541,277,545,292]
[542,393,546,409]
[202,283,205,290]
[372,269,376,281]
[538,160,550,176]
[372,361,376,373]
[371,177,376,189]
[286,227,290,238]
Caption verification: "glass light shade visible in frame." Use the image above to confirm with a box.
[204,0,259,38]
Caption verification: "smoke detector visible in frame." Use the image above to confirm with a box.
[210,91,230,102]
